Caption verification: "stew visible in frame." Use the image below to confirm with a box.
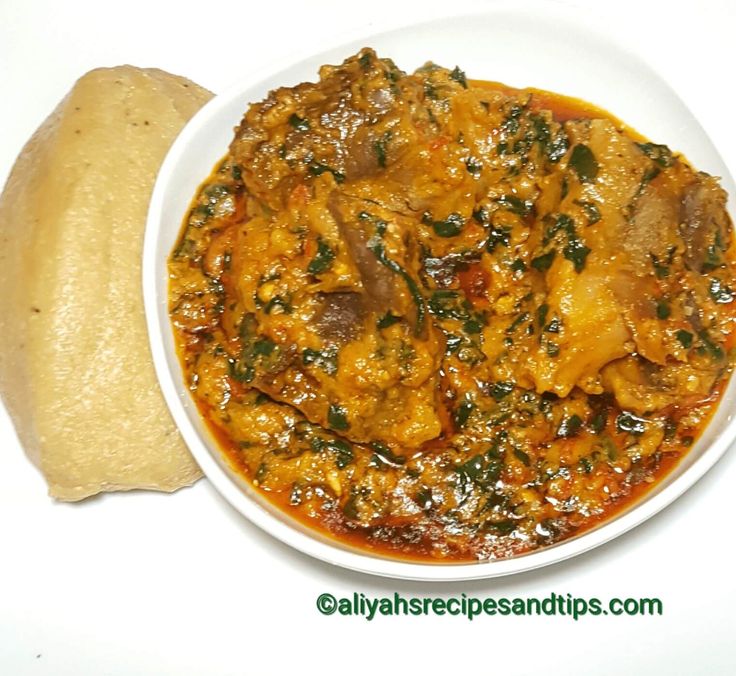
[169,49,736,561]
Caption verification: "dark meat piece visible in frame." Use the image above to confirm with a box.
[680,175,731,272]
[315,292,365,343]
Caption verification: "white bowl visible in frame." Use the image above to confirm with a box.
[143,3,736,580]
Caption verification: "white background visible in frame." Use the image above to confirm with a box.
[1,1,735,674]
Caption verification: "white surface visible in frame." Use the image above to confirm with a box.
[1,0,735,673]
[144,6,736,582]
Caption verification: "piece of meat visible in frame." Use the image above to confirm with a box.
[327,193,400,316]
[680,175,731,272]
[601,356,720,414]
[519,118,735,399]
[522,267,632,396]
[222,51,447,449]
[230,49,412,210]
[315,292,365,343]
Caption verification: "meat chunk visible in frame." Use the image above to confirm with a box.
[225,51,446,449]
[315,292,365,343]
[513,118,735,408]
[521,267,632,396]
[680,175,731,272]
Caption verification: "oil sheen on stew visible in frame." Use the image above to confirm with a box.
[169,49,736,562]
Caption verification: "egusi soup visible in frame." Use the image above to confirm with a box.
[168,49,736,562]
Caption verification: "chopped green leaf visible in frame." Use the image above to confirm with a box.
[649,252,670,278]
[288,113,310,131]
[453,400,475,429]
[308,162,345,183]
[456,451,502,490]
[675,329,693,348]
[639,165,661,189]
[655,299,671,319]
[557,414,583,438]
[697,329,724,360]
[501,104,523,134]
[544,213,576,245]
[415,488,434,510]
[573,199,601,225]
[373,132,392,168]
[369,442,406,469]
[563,238,591,273]
[490,381,514,401]
[579,456,593,473]
[358,51,372,70]
[487,519,516,535]
[230,314,281,381]
[432,213,465,237]
[546,132,570,163]
[255,463,268,483]
[569,144,598,183]
[377,312,401,329]
[342,490,360,519]
[307,238,336,275]
[449,66,468,88]
[531,250,556,272]
[332,439,354,468]
[709,278,735,304]
[513,448,531,466]
[302,347,338,376]
[496,194,532,217]
[616,411,647,436]
[589,407,609,435]
[636,142,673,168]
[472,207,489,224]
[263,296,293,315]
[545,317,561,333]
[536,304,549,328]
[465,156,483,177]
[289,483,303,505]
[368,241,426,336]
[228,359,254,383]
[444,333,463,355]
[506,312,530,334]
[511,258,527,274]
[463,318,483,334]
[486,225,511,252]
[532,115,550,146]
[428,290,470,320]
[253,338,276,356]
[327,404,349,431]
[702,244,722,272]
[313,435,355,469]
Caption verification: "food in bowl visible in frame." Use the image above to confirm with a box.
[168,49,735,561]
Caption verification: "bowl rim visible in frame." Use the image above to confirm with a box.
[143,2,736,581]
